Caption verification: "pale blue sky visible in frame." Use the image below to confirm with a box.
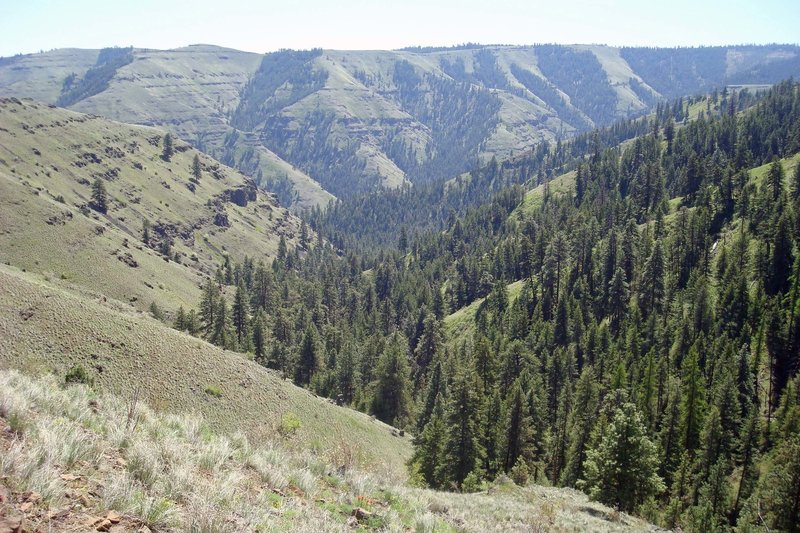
[2,0,798,57]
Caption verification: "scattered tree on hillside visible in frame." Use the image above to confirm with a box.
[192,153,202,181]
[162,132,174,162]
[90,177,108,213]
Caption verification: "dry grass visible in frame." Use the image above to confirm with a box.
[0,263,414,476]
[0,369,657,532]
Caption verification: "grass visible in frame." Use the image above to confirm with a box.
[444,280,525,343]
[748,152,800,188]
[513,170,577,218]
[0,369,657,532]
[0,262,413,477]
[0,98,303,315]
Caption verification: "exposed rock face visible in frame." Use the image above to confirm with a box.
[213,210,230,228]
[223,181,258,207]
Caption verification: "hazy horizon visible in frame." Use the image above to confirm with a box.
[3,0,798,57]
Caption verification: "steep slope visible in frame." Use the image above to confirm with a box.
[2,44,797,205]
[0,97,300,314]
[0,263,413,477]
[0,369,657,532]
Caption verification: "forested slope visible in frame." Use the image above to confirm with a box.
[182,81,800,531]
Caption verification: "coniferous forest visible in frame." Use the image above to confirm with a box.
[164,81,800,530]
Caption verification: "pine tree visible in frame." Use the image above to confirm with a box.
[766,158,785,201]
[413,313,441,382]
[199,279,220,339]
[417,360,444,432]
[581,402,665,513]
[370,332,412,427]
[232,282,250,349]
[295,325,318,386]
[192,153,202,181]
[440,367,485,489]
[411,393,446,488]
[90,178,108,213]
[561,367,600,487]
[251,309,268,363]
[502,380,532,473]
[162,132,174,161]
[680,348,706,452]
[639,240,665,317]
[750,433,800,532]
[608,266,629,332]
[173,305,187,331]
[211,297,232,349]
[334,342,357,405]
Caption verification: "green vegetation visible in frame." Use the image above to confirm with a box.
[175,80,800,531]
[0,370,656,531]
[0,98,299,313]
[64,364,93,386]
[2,41,800,533]
[204,385,222,398]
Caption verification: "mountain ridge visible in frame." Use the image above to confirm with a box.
[2,43,798,206]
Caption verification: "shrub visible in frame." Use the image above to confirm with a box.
[65,365,93,386]
[204,385,222,398]
[278,412,301,437]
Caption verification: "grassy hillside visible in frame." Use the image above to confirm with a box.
[2,44,797,205]
[0,263,413,477]
[0,369,658,532]
[0,97,300,314]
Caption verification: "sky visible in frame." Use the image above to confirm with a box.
[2,0,798,57]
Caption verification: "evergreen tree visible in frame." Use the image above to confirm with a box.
[295,325,318,386]
[162,132,174,161]
[370,332,412,427]
[90,178,108,213]
[680,348,706,452]
[232,282,250,349]
[199,279,220,339]
[192,153,202,181]
[411,393,446,488]
[749,434,800,532]
[251,309,268,363]
[173,305,186,331]
[766,158,785,201]
[639,240,665,317]
[211,297,232,349]
[581,402,665,513]
[440,367,485,489]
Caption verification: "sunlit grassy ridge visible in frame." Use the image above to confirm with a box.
[0,98,300,314]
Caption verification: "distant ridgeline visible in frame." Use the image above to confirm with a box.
[0,44,798,207]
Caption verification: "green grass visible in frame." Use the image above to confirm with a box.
[0,98,303,315]
[514,170,576,218]
[444,280,525,343]
[748,152,800,188]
